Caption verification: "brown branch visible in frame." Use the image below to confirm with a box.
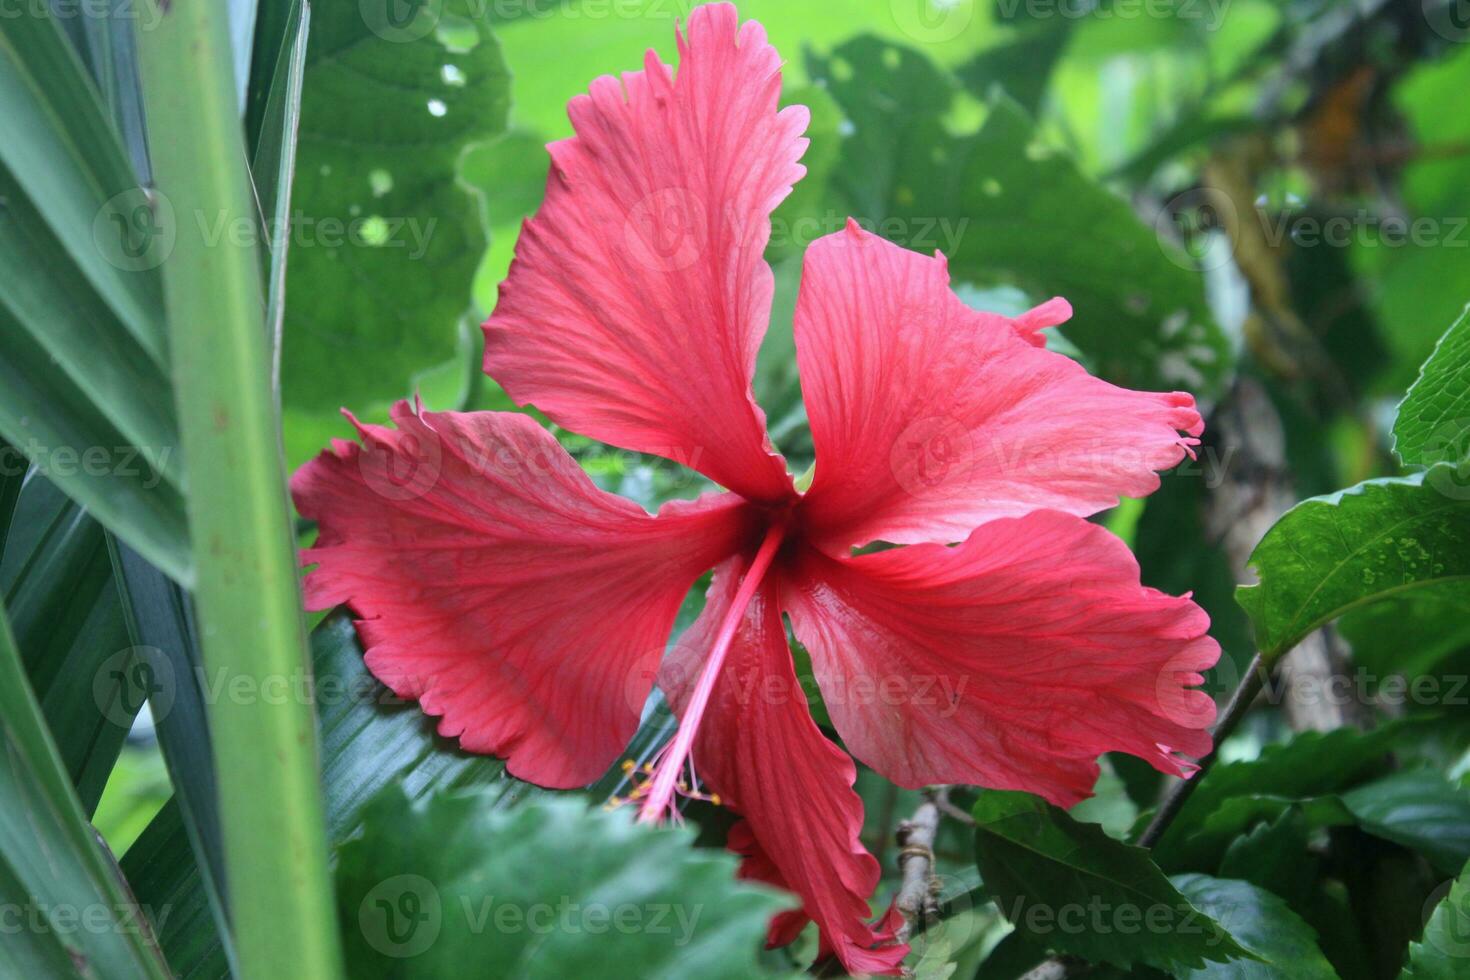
[894,792,942,943]
[933,792,976,828]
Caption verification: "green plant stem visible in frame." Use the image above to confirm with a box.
[1137,651,1268,848]
[134,2,344,978]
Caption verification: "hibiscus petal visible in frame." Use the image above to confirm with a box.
[782,510,1218,807]
[794,222,1203,550]
[291,401,755,788]
[483,2,805,502]
[658,559,907,975]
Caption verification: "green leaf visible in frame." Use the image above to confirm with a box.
[1166,794,1354,877]
[1403,860,1470,980]
[1395,305,1470,471]
[248,0,310,388]
[0,10,191,584]
[1152,726,1401,870]
[0,107,178,471]
[0,440,22,540]
[108,538,235,974]
[124,611,538,977]
[281,0,511,415]
[335,787,791,979]
[0,130,187,581]
[971,790,1253,972]
[1341,770,1470,876]
[47,0,151,180]
[808,37,1230,399]
[1217,810,1318,909]
[1236,469,1470,661]
[1337,584,1470,685]
[1170,875,1337,980]
[0,602,171,980]
[0,8,166,362]
[0,296,190,585]
[119,801,231,980]
[2,474,136,815]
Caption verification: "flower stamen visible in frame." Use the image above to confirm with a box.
[636,519,787,824]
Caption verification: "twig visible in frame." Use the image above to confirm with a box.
[1138,652,1268,848]
[933,792,976,827]
[894,792,942,942]
[1017,957,1086,980]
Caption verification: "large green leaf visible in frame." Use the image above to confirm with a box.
[281,0,510,415]
[1337,584,1470,686]
[0,603,171,980]
[0,135,177,466]
[1394,306,1470,472]
[0,295,189,585]
[109,539,234,974]
[1,472,138,815]
[124,612,534,977]
[1152,726,1402,870]
[971,790,1253,972]
[1217,810,1317,909]
[0,10,190,584]
[335,787,790,979]
[1170,875,1337,980]
[808,36,1230,399]
[1236,468,1470,661]
[47,0,151,179]
[1403,859,1470,980]
[0,8,165,362]
[1341,771,1470,877]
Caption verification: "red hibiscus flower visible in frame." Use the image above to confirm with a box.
[291,4,1218,974]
